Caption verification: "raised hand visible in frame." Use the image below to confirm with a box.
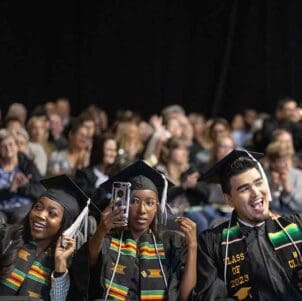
[176,217,197,249]
[54,236,76,273]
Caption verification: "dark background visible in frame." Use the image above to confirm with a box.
[1,0,302,120]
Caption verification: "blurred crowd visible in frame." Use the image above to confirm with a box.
[1,97,302,232]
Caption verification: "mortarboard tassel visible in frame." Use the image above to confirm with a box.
[62,199,91,248]
[159,173,168,225]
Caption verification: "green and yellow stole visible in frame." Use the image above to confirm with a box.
[221,213,302,301]
[103,230,167,301]
[0,241,53,300]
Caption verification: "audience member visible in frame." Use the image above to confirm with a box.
[0,129,43,223]
[265,141,302,214]
[47,120,90,176]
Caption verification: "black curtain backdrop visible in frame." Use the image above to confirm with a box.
[1,1,302,120]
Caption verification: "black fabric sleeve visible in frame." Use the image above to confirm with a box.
[17,152,44,200]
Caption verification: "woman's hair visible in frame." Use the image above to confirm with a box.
[160,137,189,165]
[12,128,30,142]
[265,141,295,161]
[0,128,16,144]
[89,133,116,167]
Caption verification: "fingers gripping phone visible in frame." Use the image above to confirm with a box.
[112,182,131,226]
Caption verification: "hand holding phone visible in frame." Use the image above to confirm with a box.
[112,182,131,226]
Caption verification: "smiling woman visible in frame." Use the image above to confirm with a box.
[0,175,89,301]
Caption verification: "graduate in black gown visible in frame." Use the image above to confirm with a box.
[193,149,302,301]
[0,175,89,301]
[68,160,197,301]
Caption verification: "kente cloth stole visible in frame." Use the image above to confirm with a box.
[103,230,168,301]
[221,215,302,301]
[0,241,53,300]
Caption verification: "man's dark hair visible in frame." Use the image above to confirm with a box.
[221,157,260,194]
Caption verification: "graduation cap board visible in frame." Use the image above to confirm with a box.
[40,175,93,246]
[200,148,271,201]
[200,149,264,183]
[98,160,173,222]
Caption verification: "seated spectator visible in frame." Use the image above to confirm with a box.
[157,137,190,186]
[13,128,47,176]
[115,120,144,164]
[56,97,73,131]
[5,103,27,126]
[82,105,109,135]
[206,118,231,148]
[201,135,235,224]
[4,117,24,131]
[265,141,302,214]
[188,112,211,171]
[47,120,90,176]
[75,133,117,198]
[168,165,210,234]
[0,129,43,223]
[48,112,68,151]
[27,116,54,158]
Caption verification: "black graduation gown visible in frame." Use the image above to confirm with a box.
[68,229,186,301]
[193,214,302,301]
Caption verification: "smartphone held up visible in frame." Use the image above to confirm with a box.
[112,181,131,226]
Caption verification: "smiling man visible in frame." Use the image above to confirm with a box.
[193,149,302,301]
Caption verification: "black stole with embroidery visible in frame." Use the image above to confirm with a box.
[0,241,53,300]
[221,213,302,301]
[103,230,168,300]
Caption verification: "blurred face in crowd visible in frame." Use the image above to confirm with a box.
[7,104,27,125]
[15,134,29,153]
[244,109,257,127]
[170,143,188,165]
[274,131,294,149]
[166,117,182,138]
[29,196,64,242]
[280,100,298,122]
[70,126,90,150]
[103,139,117,165]
[56,99,70,120]
[28,118,47,143]
[231,114,244,131]
[191,115,206,137]
[49,113,64,137]
[215,136,235,161]
[128,189,158,239]
[269,155,292,173]
[226,167,270,225]
[6,119,24,131]
[127,123,140,141]
[211,122,229,141]
[82,120,96,138]
[44,102,57,116]
[0,135,18,161]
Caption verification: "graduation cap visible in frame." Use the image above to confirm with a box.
[200,149,263,183]
[40,175,92,247]
[97,160,173,223]
[200,148,271,200]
